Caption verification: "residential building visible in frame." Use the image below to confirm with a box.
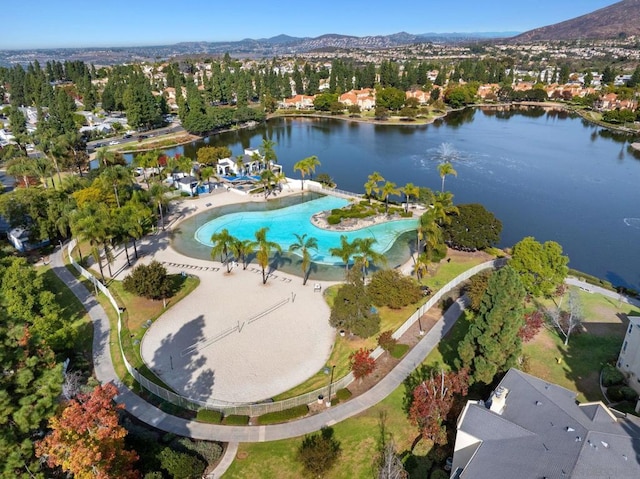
[617,315,640,397]
[451,368,640,478]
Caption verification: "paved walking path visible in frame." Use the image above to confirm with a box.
[51,243,469,443]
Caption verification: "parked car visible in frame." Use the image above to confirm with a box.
[108,140,119,146]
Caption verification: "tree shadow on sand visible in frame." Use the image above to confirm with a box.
[149,314,215,404]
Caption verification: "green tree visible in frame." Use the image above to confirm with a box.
[313,92,339,111]
[253,227,282,284]
[296,428,341,478]
[442,203,502,251]
[376,87,406,111]
[122,260,172,307]
[210,228,237,273]
[353,237,386,281]
[380,181,399,214]
[196,145,231,166]
[437,162,457,192]
[401,182,419,213]
[293,155,321,191]
[330,269,380,338]
[328,234,358,273]
[509,236,569,298]
[289,233,318,285]
[457,266,526,385]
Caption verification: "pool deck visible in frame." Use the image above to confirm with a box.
[92,180,417,404]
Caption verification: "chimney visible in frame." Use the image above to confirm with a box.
[488,386,509,415]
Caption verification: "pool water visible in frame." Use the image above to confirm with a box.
[194,195,418,265]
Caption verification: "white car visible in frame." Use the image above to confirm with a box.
[108,140,120,145]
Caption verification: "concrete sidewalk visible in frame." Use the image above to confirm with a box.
[50,243,467,442]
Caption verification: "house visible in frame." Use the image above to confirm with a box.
[175,175,199,196]
[7,227,50,252]
[281,94,315,110]
[339,88,376,110]
[617,315,640,398]
[451,368,640,478]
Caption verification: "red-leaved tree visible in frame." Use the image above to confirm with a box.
[350,347,376,380]
[518,310,545,342]
[408,369,469,445]
[36,383,140,479]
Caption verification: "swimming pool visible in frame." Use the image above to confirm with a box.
[194,195,418,266]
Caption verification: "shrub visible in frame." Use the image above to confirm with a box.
[176,438,223,466]
[327,215,341,225]
[350,347,376,380]
[607,385,639,402]
[123,260,172,301]
[430,470,450,479]
[158,447,206,479]
[368,269,423,309]
[390,343,409,359]
[518,310,545,342]
[223,415,250,425]
[296,428,341,478]
[196,409,222,424]
[258,405,309,425]
[602,364,625,387]
[442,203,502,250]
[336,388,352,401]
[377,330,397,352]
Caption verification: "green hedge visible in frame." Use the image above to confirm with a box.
[391,343,410,359]
[257,405,309,424]
[223,415,250,425]
[196,409,222,424]
[568,268,614,290]
[336,388,352,401]
[607,385,639,402]
[602,364,625,387]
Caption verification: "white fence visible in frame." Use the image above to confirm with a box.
[67,239,503,416]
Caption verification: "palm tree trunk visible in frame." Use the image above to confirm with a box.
[158,201,165,231]
[132,237,139,259]
[261,267,267,284]
[124,241,131,266]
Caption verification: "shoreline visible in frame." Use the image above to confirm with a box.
[113,101,638,155]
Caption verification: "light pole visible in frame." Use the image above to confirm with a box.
[417,306,424,335]
[325,365,336,407]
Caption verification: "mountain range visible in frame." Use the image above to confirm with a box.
[512,0,640,41]
[2,1,640,66]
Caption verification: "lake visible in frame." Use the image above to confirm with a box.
[155,107,640,290]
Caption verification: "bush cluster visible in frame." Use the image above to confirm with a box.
[122,260,172,301]
[368,269,423,309]
[196,409,222,424]
[602,364,625,387]
[258,405,309,425]
[607,385,639,402]
[223,415,250,425]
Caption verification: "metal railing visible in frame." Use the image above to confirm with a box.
[67,240,504,416]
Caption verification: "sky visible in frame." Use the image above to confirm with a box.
[1,0,619,50]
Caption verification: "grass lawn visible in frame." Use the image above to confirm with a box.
[40,265,93,357]
[224,385,435,479]
[422,254,488,291]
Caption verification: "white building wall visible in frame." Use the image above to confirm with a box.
[617,316,640,394]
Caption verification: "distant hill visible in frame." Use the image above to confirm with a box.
[512,0,640,41]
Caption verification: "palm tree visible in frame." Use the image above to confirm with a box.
[120,201,154,259]
[232,238,253,270]
[259,169,275,198]
[293,155,321,192]
[99,165,132,208]
[415,252,430,280]
[254,227,282,284]
[437,162,457,192]
[419,209,445,262]
[210,228,237,273]
[329,235,358,274]
[133,150,160,187]
[234,154,245,176]
[353,237,386,281]
[6,156,34,188]
[259,137,278,170]
[401,182,419,213]
[364,171,384,204]
[289,233,318,285]
[27,156,55,189]
[70,203,112,284]
[431,191,459,226]
[380,181,399,214]
[148,183,170,231]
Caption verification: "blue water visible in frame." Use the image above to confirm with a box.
[194,195,418,265]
